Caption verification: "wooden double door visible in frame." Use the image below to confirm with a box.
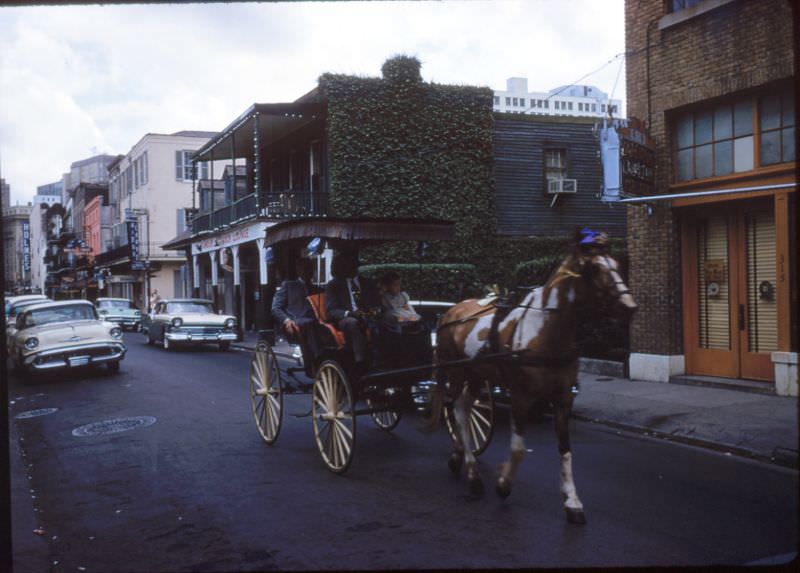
[682,198,778,381]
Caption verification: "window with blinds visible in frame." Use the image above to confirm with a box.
[697,216,730,349]
[746,212,778,353]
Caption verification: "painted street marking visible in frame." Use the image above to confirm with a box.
[15,408,58,420]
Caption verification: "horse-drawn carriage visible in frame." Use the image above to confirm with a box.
[249,217,636,524]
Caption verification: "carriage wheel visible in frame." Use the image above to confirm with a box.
[444,379,495,456]
[366,395,402,432]
[312,361,356,473]
[250,343,283,445]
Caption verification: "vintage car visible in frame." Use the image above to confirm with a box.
[9,300,126,376]
[4,294,48,320]
[95,297,142,331]
[143,298,237,351]
[6,297,53,355]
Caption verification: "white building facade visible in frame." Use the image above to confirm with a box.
[28,202,50,292]
[98,131,222,309]
[493,77,622,118]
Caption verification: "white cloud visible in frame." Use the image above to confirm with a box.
[0,0,624,205]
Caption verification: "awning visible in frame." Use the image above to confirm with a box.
[192,102,324,163]
[618,182,795,203]
[262,217,456,249]
[161,228,194,251]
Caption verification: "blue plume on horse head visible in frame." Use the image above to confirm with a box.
[578,227,609,248]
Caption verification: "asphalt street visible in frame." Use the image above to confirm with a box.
[7,333,799,571]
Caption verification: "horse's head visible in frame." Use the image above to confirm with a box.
[572,229,637,318]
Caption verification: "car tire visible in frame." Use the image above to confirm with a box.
[219,341,230,352]
[107,361,120,374]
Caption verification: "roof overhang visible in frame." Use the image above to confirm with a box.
[192,102,324,163]
[161,229,194,251]
[263,217,456,249]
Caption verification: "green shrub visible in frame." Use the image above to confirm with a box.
[358,263,481,302]
[513,255,566,287]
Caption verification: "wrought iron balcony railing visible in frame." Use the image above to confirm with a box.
[191,191,328,235]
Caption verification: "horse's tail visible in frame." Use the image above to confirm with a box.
[416,365,445,434]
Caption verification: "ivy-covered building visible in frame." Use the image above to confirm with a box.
[164,56,627,332]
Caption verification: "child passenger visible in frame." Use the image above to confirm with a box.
[380,271,421,329]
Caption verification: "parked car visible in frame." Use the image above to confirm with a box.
[143,298,237,351]
[8,300,126,377]
[4,294,48,321]
[6,297,53,355]
[95,297,142,331]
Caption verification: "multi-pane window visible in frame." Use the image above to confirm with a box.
[759,93,795,166]
[675,90,794,183]
[544,100,549,109]
[668,0,701,12]
[493,96,500,105]
[567,102,573,111]
[512,97,518,106]
[602,104,606,113]
[175,150,208,181]
[578,103,584,111]
[554,101,560,110]
[544,149,567,181]
[505,97,511,106]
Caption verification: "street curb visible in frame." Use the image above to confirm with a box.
[572,413,799,470]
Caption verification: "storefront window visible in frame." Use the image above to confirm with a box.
[675,88,794,182]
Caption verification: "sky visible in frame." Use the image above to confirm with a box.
[0,0,626,206]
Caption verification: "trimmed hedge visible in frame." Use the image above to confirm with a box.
[358,263,481,302]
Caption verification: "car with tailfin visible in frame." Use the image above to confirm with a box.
[143,298,237,351]
[9,300,126,377]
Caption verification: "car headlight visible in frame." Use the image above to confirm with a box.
[134,310,141,317]
[25,337,39,350]
[171,317,183,328]
[224,318,236,329]
[110,327,123,339]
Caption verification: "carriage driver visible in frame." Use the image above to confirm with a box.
[325,250,383,371]
[271,256,322,360]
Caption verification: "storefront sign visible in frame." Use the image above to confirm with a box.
[600,117,656,200]
[127,221,140,263]
[704,260,726,282]
[21,222,30,273]
[192,221,271,253]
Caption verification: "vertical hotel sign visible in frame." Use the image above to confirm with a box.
[22,222,31,274]
[127,221,140,264]
[600,117,656,201]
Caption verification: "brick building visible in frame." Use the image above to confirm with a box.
[624,0,796,394]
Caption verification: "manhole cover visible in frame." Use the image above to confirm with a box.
[72,416,156,437]
[15,408,58,420]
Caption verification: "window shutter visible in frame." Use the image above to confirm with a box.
[175,151,183,180]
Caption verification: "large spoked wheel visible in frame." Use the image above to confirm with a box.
[312,361,356,473]
[444,379,495,456]
[366,392,402,432]
[250,343,283,444]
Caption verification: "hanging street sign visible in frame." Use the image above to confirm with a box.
[599,117,656,201]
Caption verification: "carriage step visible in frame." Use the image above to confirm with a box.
[291,409,313,418]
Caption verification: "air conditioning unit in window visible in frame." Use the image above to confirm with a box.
[547,178,578,194]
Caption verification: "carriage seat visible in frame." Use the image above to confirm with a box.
[306,293,346,349]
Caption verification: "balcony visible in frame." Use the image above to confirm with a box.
[192,191,328,234]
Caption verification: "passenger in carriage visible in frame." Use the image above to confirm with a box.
[271,256,322,360]
[380,271,421,332]
[325,251,383,370]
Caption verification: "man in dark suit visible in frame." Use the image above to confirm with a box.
[325,251,382,368]
[272,256,321,360]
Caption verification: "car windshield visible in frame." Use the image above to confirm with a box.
[23,304,98,328]
[166,302,213,314]
[98,300,134,310]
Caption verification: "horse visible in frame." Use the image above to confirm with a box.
[422,231,637,524]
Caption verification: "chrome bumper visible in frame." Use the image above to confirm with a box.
[165,331,237,342]
[24,342,127,370]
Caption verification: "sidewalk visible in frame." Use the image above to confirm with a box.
[233,332,799,468]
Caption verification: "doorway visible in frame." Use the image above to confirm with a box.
[682,198,778,381]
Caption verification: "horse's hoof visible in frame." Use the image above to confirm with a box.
[565,508,587,525]
[448,452,463,474]
[468,475,484,496]
[495,477,512,499]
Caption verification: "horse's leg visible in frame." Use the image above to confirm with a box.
[452,382,483,494]
[554,395,586,524]
[496,398,527,499]
[446,370,465,474]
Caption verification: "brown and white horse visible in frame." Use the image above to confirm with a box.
[424,235,636,524]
